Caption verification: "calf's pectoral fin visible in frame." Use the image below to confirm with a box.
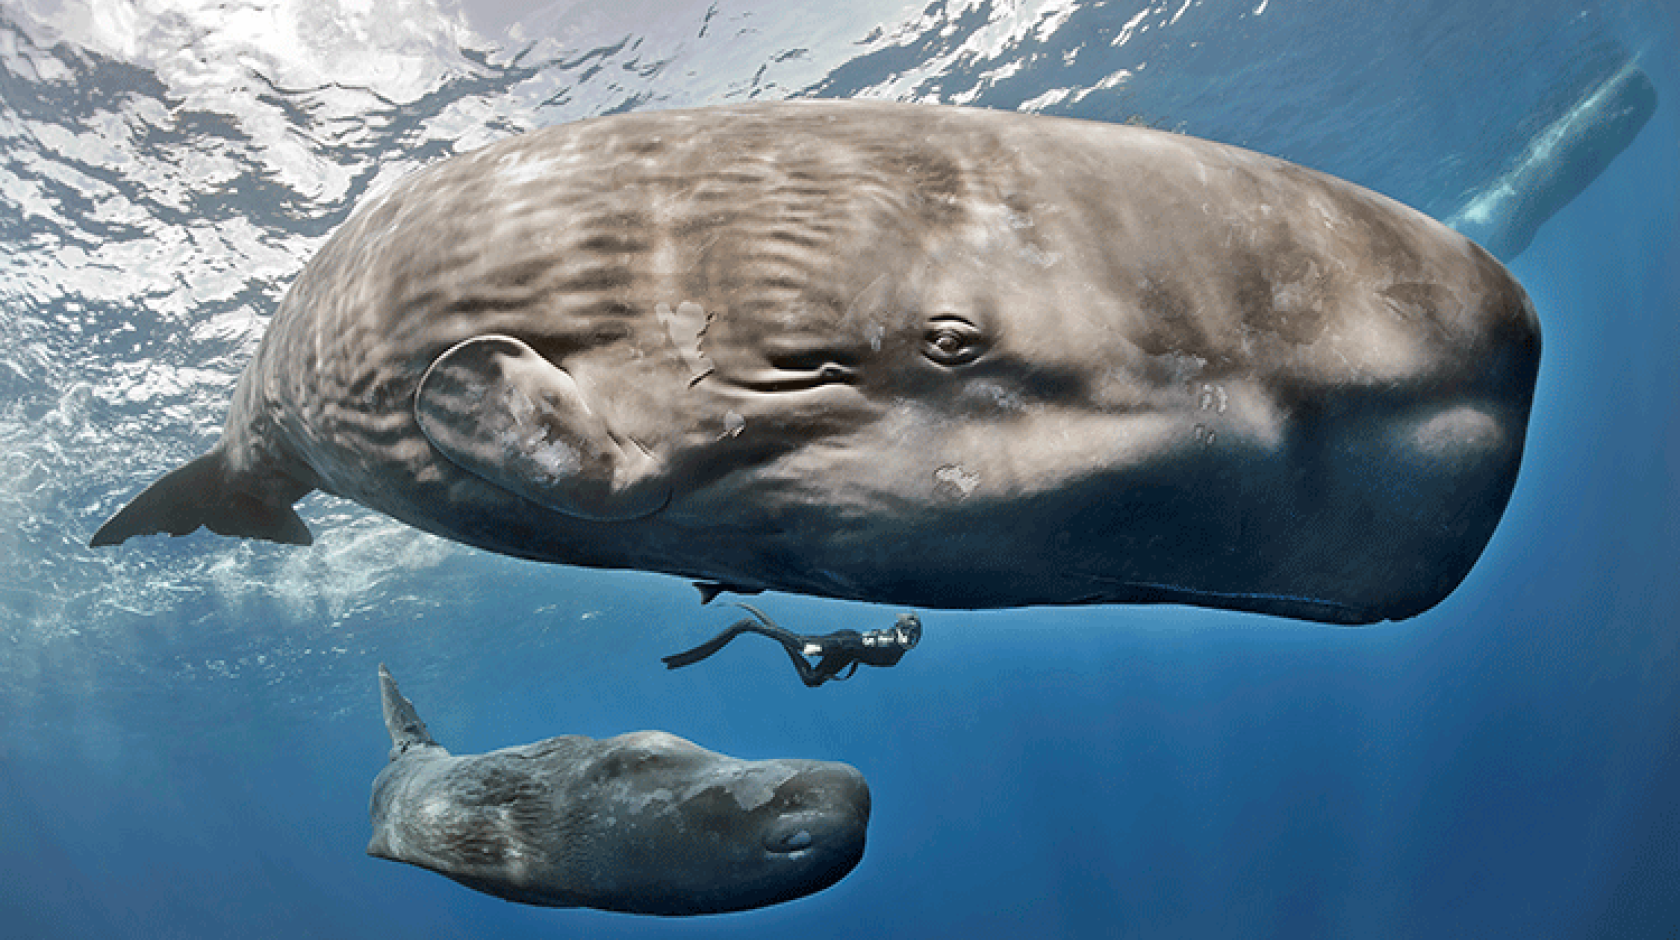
[416,335,669,522]
[89,450,313,547]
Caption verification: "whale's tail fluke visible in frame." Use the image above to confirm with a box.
[1447,60,1657,261]
[89,449,313,548]
[379,664,438,758]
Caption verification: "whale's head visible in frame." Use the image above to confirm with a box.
[568,731,870,916]
[388,104,1540,622]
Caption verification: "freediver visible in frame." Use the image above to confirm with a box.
[662,605,921,687]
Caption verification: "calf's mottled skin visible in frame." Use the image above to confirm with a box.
[367,666,869,915]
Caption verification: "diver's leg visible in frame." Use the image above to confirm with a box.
[734,610,832,686]
[803,654,860,687]
[731,604,808,648]
[731,603,834,668]
[777,645,830,687]
[728,606,827,685]
[669,604,830,685]
[663,606,817,670]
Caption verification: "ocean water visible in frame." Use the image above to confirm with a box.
[2,0,1677,937]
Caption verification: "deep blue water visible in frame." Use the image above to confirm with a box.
[2,1,1678,937]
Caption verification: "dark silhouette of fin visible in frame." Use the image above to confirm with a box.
[693,581,763,605]
[662,622,756,669]
[732,603,782,631]
[663,604,808,670]
[89,450,312,548]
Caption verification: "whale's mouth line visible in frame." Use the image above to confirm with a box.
[1074,574,1365,619]
[764,827,816,855]
[730,366,860,394]
[762,805,867,857]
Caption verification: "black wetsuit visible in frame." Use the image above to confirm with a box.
[663,605,918,687]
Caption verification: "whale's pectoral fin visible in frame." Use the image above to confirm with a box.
[416,335,670,522]
[694,581,765,605]
[89,450,313,548]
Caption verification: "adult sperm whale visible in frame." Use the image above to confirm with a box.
[90,100,1541,624]
[367,665,870,915]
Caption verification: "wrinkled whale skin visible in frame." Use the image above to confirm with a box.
[369,667,869,915]
[94,101,1541,624]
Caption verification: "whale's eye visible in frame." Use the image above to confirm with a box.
[764,826,815,854]
[923,317,987,367]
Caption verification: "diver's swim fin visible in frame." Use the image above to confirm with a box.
[663,607,806,670]
[662,625,751,669]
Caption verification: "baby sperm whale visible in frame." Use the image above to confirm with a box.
[367,665,870,916]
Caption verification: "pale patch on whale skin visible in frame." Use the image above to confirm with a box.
[90,100,1541,624]
[367,666,869,916]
